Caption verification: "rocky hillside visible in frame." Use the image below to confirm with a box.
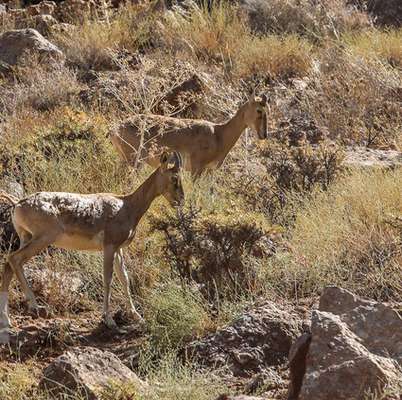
[0,1,401,399]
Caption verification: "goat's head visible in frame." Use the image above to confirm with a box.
[244,92,269,140]
[159,151,184,207]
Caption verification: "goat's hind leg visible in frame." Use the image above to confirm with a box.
[0,230,30,337]
[102,245,117,329]
[8,230,54,317]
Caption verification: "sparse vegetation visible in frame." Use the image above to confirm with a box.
[0,0,401,399]
[289,169,402,301]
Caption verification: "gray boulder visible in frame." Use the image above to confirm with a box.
[39,347,147,399]
[0,28,64,67]
[289,287,402,400]
[186,301,304,377]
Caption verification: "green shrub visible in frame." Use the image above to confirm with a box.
[143,281,210,354]
[0,108,128,194]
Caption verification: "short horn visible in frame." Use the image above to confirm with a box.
[173,151,183,168]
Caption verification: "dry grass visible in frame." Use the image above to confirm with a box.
[300,48,402,147]
[0,358,226,400]
[163,1,248,63]
[0,57,81,116]
[344,28,402,68]
[0,1,401,398]
[52,3,156,70]
[287,169,402,301]
[163,1,312,80]
[234,34,312,80]
[0,12,16,35]
[0,362,48,400]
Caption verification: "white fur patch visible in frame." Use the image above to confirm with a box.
[22,192,124,222]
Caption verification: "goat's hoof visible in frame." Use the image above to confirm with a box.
[103,316,118,330]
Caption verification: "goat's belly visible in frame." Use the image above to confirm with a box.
[53,231,104,251]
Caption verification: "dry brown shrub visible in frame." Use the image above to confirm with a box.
[260,138,345,192]
[78,55,212,119]
[229,138,344,225]
[149,204,276,300]
[0,56,81,115]
[0,194,19,254]
[299,48,402,148]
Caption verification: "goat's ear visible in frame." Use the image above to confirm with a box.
[261,93,268,105]
[248,88,256,102]
[160,151,170,170]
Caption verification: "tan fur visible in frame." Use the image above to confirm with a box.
[0,152,184,330]
[110,94,268,177]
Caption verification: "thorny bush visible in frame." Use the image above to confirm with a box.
[149,205,277,300]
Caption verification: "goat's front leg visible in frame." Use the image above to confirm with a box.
[102,245,117,329]
[114,249,144,323]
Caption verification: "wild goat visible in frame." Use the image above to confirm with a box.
[110,93,268,177]
[0,152,183,331]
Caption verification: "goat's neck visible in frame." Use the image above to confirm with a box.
[217,104,248,154]
[124,169,161,223]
